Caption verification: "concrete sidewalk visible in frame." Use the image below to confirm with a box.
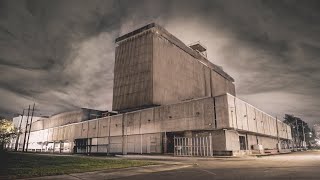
[115,154,257,161]
[22,164,192,180]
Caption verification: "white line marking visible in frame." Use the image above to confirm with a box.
[198,169,217,175]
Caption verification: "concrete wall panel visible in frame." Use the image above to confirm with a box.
[30,120,43,132]
[109,136,122,153]
[140,109,156,134]
[52,127,59,141]
[235,98,249,131]
[110,115,123,136]
[212,130,226,151]
[259,136,277,149]
[255,110,264,134]
[42,129,48,142]
[211,70,227,97]
[225,130,240,151]
[63,125,71,140]
[73,123,82,139]
[81,122,89,139]
[203,98,215,128]
[226,94,237,129]
[88,120,98,138]
[112,31,153,111]
[44,110,83,129]
[215,95,229,129]
[57,126,64,140]
[246,105,257,133]
[98,117,110,137]
[125,111,141,135]
[247,134,257,150]
[153,34,206,105]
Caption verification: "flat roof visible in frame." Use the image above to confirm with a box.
[115,23,156,43]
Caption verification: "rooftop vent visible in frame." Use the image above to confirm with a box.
[189,41,207,58]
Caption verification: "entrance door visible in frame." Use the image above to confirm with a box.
[165,132,184,153]
[166,132,175,153]
[75,138,90,153]
[239,136,247,150]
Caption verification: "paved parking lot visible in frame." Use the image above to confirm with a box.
[117,151,320,180]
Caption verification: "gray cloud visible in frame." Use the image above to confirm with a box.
[0,0,319,126]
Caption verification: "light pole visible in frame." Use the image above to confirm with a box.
[301,122,307,150]
[295,118,300,150]
[22,105,31,152]
[287,122,296,151]
[15,109,27,151]
[26,103,35,151]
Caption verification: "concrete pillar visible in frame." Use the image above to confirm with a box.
[163,132,167,153]
[52,142,55,153]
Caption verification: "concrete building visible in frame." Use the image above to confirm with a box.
[10,23,292,156]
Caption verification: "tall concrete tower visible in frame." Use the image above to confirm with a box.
[112,23,235,112]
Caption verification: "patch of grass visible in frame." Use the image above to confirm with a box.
[2,152,155,179]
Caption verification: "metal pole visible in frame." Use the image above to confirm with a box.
[295,118,299,149]
[87,120,89,154]
[97,116,99,153]
[26,103,35,152]
[173,136,175,156]
[108,117,111,155]
[302,123,306,149]
[15,109,25,151]
[209,133,213,156]
[22,105,31,152]
[196,137,199,156]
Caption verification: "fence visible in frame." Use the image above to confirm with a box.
[174,134,213,156]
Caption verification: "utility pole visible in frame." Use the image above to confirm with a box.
[275,116,280,152]
[302,122,306,150]
[26,103,35,152]
[14,109,25,151]
[22,105,31,152]
[295,118,300,149]
[290,123,296,150]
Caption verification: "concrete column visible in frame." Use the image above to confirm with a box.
[163,132,167,153]
[184,131,193,155]
[122,114,127,155]
[52,142,55,153]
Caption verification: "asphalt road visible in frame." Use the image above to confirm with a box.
[118,151,320,180]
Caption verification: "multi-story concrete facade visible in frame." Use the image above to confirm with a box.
[10,23,292,156]
[112,23,235,112]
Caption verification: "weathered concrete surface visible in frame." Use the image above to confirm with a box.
[21,151,320,180]
[18,95,292,154]
[112,24,235,112]
[115,151,320,180]
[22,164,192,180]
[225,93,292,139]
[8,23,294,156]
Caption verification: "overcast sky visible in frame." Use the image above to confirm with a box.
[0,0,319,125]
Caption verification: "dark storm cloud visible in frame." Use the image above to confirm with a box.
[0,0,319,125]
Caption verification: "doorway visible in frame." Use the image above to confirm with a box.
[165,132,184,153]
[239,136,247,150]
